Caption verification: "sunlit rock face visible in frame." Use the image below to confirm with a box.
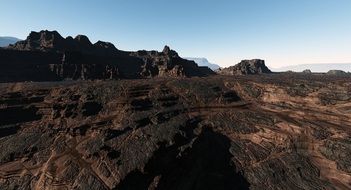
[218,59,272,75]
[0,74,350,189]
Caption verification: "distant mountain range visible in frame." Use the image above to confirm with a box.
[184,57,220,71]
[0,36,21,47]
[273,63,351,73]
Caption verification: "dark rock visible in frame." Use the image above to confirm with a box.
[8,30,66,52]
[320,138,351,173]
[0,106,42,125]
[327,70,348,76]
[0,31,215,82]
[162,45,178,57]
[94,41,119,55]
[302,69,312,74]
[82,102,102,116]
[131,46,214,78]
[218,59,272,75]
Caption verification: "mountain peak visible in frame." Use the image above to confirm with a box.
[94,41,117,50]
[74,35,92,46]
[162,45,178,57]
[162,45,170,52]
[28,30,63,41]
[184,57,220,71]
[6,30,118,55]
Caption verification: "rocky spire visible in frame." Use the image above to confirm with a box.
[162,45,178,57]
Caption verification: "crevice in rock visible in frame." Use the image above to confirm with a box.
[0,106,42,125]
[82,102,102,116]
[0,125,21,138]
[131,98,153,111]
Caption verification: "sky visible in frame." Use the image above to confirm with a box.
[1,0,351,68]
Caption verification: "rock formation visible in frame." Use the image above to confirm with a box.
[302,69,312,74]
[0,74,350,189]
[327,70,349,76]
[218,59,272,75]
[0,30,214,82]
[7,30,119,55]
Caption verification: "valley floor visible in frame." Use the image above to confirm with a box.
[0,74,350,190]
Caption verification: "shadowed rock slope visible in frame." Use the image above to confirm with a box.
[0,74,350,189]
[0,30,214,82]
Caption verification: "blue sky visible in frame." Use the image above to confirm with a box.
[1,0,351,68]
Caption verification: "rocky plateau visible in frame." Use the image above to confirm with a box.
[0,73,350,189]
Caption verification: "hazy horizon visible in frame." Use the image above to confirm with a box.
[1,0,351,68]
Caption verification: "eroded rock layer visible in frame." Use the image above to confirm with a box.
[0,74,350,190]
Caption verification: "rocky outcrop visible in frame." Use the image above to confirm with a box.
[6,30,119,56]
[0,49,144,82]
[302,69,312,74]
[327,70,349,76]
[218,59,272,75]
[131,46,213,78]
[0,30,214,82]
[0,74,350,189]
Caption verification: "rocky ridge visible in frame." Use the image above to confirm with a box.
[327,70,349,76]
[0,30,214,82]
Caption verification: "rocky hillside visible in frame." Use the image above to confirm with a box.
[218,59,272,75]
[0,30,214,82]
[0,74,350,189]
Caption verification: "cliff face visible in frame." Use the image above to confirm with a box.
[0,74,350,189]
[130,46,211,78]
[0,30,214,82]
[218,59,272,75]
[7,30,119,55]
[0,49,143,82]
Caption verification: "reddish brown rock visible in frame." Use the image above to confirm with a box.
[0,74,350,189]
